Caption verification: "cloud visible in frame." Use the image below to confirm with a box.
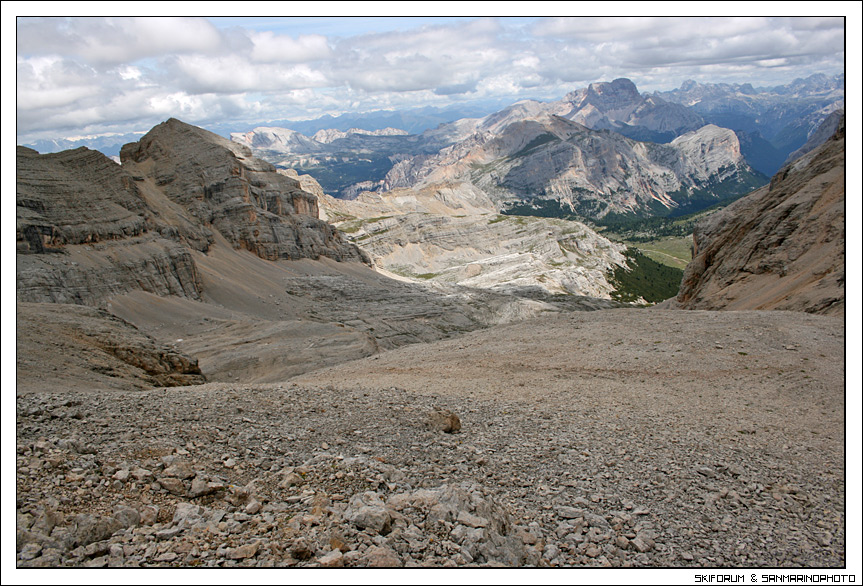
[17,17,225,64]
[168,54,329,93]
[249,31,332,63]
[330,19,508,94]
[12,15,848,143]
[530,16,844,73]
[433,82,479,96]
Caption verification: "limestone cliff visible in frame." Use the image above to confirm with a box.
[16,145,206,304]
[674,118,844,315]
[383,115,764,219]
[120,118,368,263]
[17,120,369,306]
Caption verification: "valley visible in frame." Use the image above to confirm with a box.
[14,77,847,570]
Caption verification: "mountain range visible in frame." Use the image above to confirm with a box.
[229,74,841,198]
[16,118,626,390]
[654,73,844,174]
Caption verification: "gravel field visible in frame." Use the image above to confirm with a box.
[14,308,850,573]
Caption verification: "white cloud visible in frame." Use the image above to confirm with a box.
[118,66,142,81]
[17,17,225,64]
[249,31,332,63]
[169,54,329,94]
[11,15,849,143]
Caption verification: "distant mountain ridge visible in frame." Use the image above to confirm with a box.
[654,73,844,175]
[233,78,770,215]
[381,113,765,220]
[552,77,706,142]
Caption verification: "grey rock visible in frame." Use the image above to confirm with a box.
[172,503,204,528]
[163,462,195,479]
[456,510,488,528]
[155,526,184,541]
[630,535,654,553]
[73,514,122,548]
[317,549,344,567]
[349,506,392,535]
[157,477,186,495]
[556,506,582,519]
[228,543,259,560]
[362,545,402,567]
[112,506,140,529]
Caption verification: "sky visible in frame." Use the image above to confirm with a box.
[5,5,858,144]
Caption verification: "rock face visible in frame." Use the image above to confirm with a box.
[16,119,390,390]
[674,117,844,315]
[17,120,369,306]
[553,78,706,141]
[16,145,206,304]
[383,114,764,220]
[120,118,368,263]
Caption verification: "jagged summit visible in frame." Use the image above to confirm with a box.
[555,78,705,139]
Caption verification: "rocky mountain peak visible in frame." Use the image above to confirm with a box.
[669,124,745,181]
[586,77,640,102]
[679,79,699,92]
[557,78,704,139]
[119,118,369,263]
[18,119,370,307]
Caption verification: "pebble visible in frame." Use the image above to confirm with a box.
[14,377,846,569]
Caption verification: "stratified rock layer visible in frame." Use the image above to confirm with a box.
[674,117,844,315]
[120,118,368,263]
[17,120,369,307]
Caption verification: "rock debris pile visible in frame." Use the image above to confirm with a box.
[16,348,844,569]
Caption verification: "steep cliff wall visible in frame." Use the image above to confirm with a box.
[120,118,368,263]
[674,118,844,315]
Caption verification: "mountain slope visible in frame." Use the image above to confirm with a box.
[384,114,765,220]
[673,117,845,315]
[17,118,622,390]
[318,182,628,298]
